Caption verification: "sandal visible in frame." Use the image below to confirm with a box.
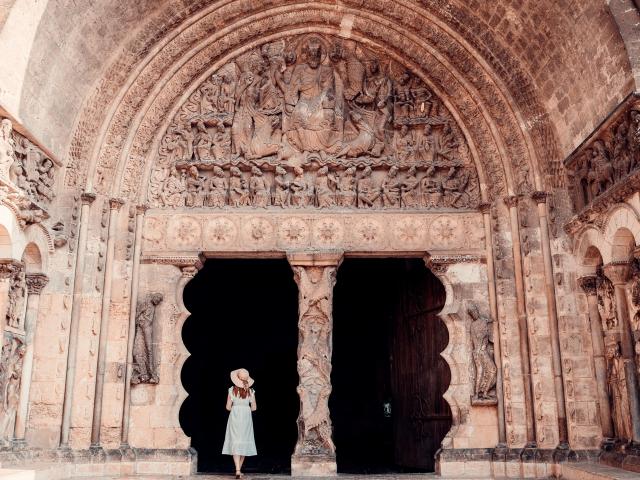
[235,471,242,479]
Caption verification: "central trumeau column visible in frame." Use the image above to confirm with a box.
[287,252,343,477]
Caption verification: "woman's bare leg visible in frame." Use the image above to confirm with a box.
[233,455,241,473]
[239,455,246,469]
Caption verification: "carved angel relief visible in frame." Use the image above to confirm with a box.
[150,35,479,210]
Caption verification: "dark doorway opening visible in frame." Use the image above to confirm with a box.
[180,259,299,474]
[331,258,451,473]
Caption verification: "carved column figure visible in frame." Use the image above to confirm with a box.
[503,194,537,447]
[531,191,569,449]
[60,191,96,448]
[602,262,640,443]
[288,252,343,477]
[131,292,163,385]
[90,197,124,447]
[0,334,25,444]
[479,201,507,447]
[121,204,147,448]
[468,302,498,404]
[13,273,48,444]
[577,275,614,442]
[5,267,26,331]
[0,261,22,341]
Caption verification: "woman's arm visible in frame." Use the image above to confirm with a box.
[250,391,257,412]
[226,394,232,412]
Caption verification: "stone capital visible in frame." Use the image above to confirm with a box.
[577,275,597,296]
[478,202,492,214]
[136,204,149,215]
[80,192,97,205]
[531,191,549,204]
[109,197,125,210]
[286,251,344,268]
[603,261,632,285]
[0,260,23,280]
[181,265,200,278]
[26,273,49,294]
[503,195,519,208]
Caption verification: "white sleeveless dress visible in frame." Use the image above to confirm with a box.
[222,387,257,456]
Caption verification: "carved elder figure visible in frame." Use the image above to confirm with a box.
[336,167,356,208]
[229,167,251,207]
[290,166,311,207]
[401,166,419,208]
[205,166,228,207]
[185,166,205,207]
[468,303,497,402]
[315,166,337,208]
[381,166,401,207]
[132,293,163,385]
[357,166,380,208]
[193,121,212,161]
[161,167,186,208]
[273,165,290,207]
[249,166,270,208]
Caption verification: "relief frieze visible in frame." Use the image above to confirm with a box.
[141,211,485,254]
[149,34,480,211]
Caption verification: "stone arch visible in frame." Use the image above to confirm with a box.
[603,204,640,244]
[610,227,636,263]
[59,1,562,203]
[575,227,607,274]
[21,242,41,273]
[0,223,12,259]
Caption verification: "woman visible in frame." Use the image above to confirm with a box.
[223,368,257,478]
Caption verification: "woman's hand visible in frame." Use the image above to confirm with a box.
[250,393,257,412]
[226,394,232,412]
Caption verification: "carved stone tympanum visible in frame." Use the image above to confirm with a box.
[289,254,342,476]
[149,35,480,211]
[131,293,163,385]
[468,303,498,405]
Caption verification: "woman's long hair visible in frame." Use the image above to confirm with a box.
[232,385,251,399]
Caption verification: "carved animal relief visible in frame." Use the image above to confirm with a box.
[150,35,479,211]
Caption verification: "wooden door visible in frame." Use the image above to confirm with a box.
[390,263,450,471]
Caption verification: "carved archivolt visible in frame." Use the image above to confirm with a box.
[148,34,480,212]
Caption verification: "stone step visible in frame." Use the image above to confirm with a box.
[561,462,640,480]
[0,469,37,480]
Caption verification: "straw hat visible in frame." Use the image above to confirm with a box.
[230,368,254,388]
